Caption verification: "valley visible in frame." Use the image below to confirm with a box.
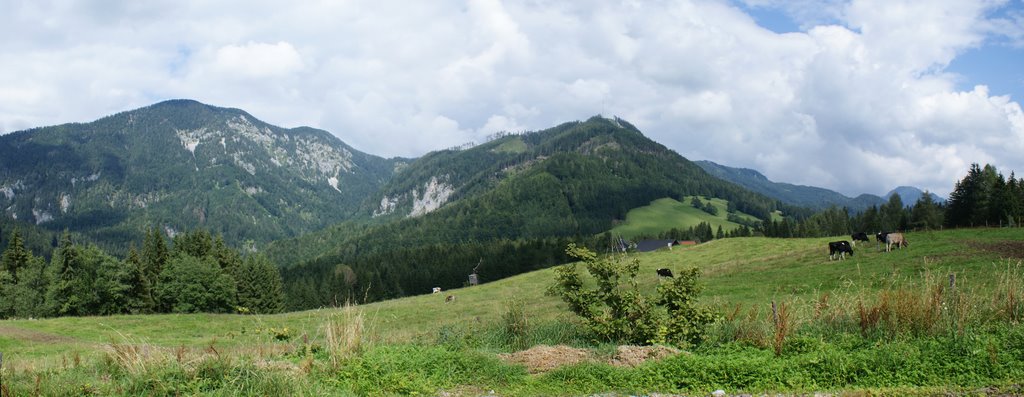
[2,101,1022,395]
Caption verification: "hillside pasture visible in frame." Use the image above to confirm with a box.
[1,227,1022,395]
[4,228,1020,362]
[610,197,758,239]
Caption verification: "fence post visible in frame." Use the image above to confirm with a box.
[949,273,956,292]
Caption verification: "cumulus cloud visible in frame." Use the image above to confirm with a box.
[0,0,1022,199]
[207,41,305,78]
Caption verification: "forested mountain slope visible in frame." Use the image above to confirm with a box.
[694,160,886,211]
[274,116,795,308]
[0,100,402,251]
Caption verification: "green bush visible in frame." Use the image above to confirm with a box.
[548,243,715,347]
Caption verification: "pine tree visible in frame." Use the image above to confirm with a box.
[988,174,1013,226]
[45,232,99,316]
[0,259,12,318]
[1009,173,1024,226]
[94,250,133,316]
[946,164,983,228]
[173,229,213,258]
[212,235,242,275]
[142,228,169,290]
[123,247,155,313]
[910,192,943,230]
[880,194,905,231]
[1,229,30,284]
[235,255,285,314]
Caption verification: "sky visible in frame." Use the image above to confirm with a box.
[2,0,1023,199]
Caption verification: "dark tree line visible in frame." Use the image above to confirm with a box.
[280,236,589,310]
[945,163,1024,228]
[0,228,285,319]
[760,163,1023,238]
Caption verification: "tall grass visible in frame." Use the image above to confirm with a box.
[502,299,530,350]
[710,261,1024,352]
[323,302,369,368]
[105,330,168,376]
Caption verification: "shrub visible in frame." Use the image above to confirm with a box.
[548,244,715,347]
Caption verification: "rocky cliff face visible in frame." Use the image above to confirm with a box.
[0,99,399,249]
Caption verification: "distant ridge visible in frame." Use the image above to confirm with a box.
[695,160,944,211]
[885,186,946,206]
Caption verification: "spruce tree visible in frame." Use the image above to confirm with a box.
[910,192,943,230]
[236,255,285,314]
[946,164,982,228]
[142,228,169,290]
[46,232,99,316]
[123,247,155,313]
[1,230,29,283]
[94,250,133,316]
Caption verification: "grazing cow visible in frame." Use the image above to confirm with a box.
[445,294,456,303]
[828,241,854,260]
[885,233,908,252]
[656,268,674,278]
[850,232,870,246]
[432,287,442,294]
[875,232,891,250]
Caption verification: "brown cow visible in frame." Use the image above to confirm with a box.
[885,233,908,252]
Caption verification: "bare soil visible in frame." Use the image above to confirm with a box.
[0,324,78,343]
[498,344,682,374]
[968,240,1024,259]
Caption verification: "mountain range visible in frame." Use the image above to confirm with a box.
[1,99,937,258]
[0,99,955,307]
[694,160,945,211]
[0,100,401,250]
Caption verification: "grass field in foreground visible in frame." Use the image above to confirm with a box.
[2,227,1020,370]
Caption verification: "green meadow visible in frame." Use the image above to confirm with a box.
[1,227,1022,395]
[610,197,761,239]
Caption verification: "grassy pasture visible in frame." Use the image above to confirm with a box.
[1,227,1022,395]
[610,197,759,239]
[4,227,1019,359]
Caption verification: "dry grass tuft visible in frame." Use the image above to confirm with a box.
[609,345,682,367]
[498,345,592,374]
[106,331,169,376]
[324,302,368,367]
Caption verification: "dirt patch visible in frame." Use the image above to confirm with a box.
[498,345,592,374]
[609,345,683,367]
[967,240,1024,259]
[499,344,683,374]
[0,324,78,343]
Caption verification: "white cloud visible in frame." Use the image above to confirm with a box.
[480,115,526,135]
[208,41,305,78]
[0,0,1022,199]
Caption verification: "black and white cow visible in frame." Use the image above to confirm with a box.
[828,241,854,260]
[850,232,870,246]
[875,232,891,250]
[656,268,674,278]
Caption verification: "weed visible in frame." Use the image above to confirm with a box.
[995,260,1024,324]
[502,299,530,350]
[771,301,792,356]
[324,302,367,367]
